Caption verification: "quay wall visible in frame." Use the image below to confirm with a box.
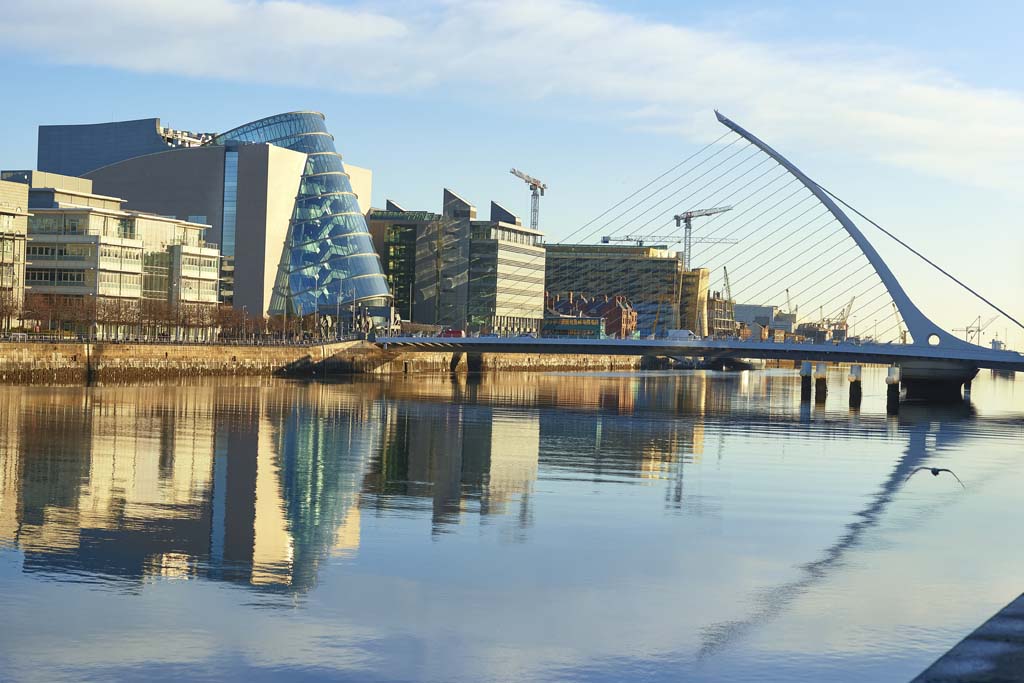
[0,341,656,383]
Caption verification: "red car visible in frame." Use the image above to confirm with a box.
[439,328,466,338]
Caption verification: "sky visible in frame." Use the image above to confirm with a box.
[0,0,1021,347]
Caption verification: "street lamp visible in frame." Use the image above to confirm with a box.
[242,304,248,341]
[171,280,180,342]
[312,269,320,342]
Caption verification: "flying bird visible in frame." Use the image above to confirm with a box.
[905,467,965,488]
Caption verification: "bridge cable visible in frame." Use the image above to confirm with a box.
[570,138,752,244]
[559,131,735,244]
[714,210,835,290]
[588,145,761,243]
[621,149,769,236]
[816,183,1024,331]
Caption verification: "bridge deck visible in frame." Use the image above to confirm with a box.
[377,337,1024,372]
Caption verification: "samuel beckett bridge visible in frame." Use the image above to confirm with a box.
[380,112,1024,401]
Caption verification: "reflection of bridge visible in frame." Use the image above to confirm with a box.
[378,112,1024,396]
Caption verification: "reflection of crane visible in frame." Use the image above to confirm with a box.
[510,168,547,230]
[954,315,1000,345]
[673,206,733,269]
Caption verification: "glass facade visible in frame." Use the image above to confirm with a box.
[221,151,238,258]
[208,112,390,315]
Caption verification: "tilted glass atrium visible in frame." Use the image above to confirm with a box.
[207,112,390,317]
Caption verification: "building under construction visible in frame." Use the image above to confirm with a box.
[544,244,710,338]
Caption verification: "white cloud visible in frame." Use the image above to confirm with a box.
[3,0,1023,191]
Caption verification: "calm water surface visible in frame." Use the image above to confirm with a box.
[0,368,1021,682]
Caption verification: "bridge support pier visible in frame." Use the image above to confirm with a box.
[800,361,812,402]
[898,360,978,403]
[886,366,900,413]
[814,362,828,403]
[848,365,862,408]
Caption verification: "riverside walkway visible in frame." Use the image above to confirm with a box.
[912,593,1024,682]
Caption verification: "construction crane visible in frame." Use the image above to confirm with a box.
[601,234,738,249]
[839,296,855,325]
[892,302,908,344]
[510,168,547,230]
[954,315,1000,345]
[673,206,732,270]
[785,288,797,316]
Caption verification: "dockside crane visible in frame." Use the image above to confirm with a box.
[510,168,547,231]
[601,234,737,249]
[954,315,1000,345]
[673,205,733,270]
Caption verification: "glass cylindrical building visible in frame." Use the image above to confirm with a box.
[207,112,390,317]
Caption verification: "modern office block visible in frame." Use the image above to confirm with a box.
[369,190,545,333]
[6,171,219,339]
[0,179,28,327]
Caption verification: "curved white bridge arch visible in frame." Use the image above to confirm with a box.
[714,111,972,352]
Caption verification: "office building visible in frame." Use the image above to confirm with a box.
[0,179,28,328]
[545,244,709,338]
[3,170,219,339]
[36,113,389,323]
[367,200,441,321]
[368,190,545,333]
[707,290,737,338]
[680,268,710,336]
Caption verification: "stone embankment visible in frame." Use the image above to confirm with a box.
[0,340,657,383]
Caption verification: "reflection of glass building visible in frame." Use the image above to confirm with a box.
[0,384,375,593]
[35,113,386,319]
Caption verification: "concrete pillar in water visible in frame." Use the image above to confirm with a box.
[814,362,828,403]
[800,361,813,402]
[886,366,900,414]
[899,360,978,403]
[848,364,862,408]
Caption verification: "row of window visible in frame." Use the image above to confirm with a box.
[180,255,219,270]
[27,269,85,283]
[98,272,142,287]
[100,246,142,261]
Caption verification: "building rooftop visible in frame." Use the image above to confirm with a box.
[546,243,680,258]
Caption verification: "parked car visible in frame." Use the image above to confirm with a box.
[480,333,499,338]
[439,328,466,338]
[517,332,538,339]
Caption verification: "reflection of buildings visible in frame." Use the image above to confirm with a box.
[364,400,539,533]
[0,384,376,592]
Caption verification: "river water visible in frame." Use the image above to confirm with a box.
[0,367,1021,682]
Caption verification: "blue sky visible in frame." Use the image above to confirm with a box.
[1,0,1021,346]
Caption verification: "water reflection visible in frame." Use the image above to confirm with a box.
[0,373,1017,598]
[0,371,1022,682]
[0,384,379,592]
[696,402,979,659]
